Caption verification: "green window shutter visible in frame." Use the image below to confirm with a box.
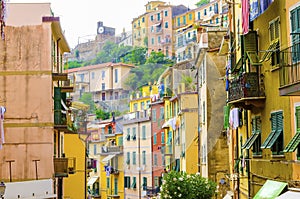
[142,151,146,165]
[265,112,283,149]
[131,177,136,188]
[284,107,300,152]
[54,87,62,125]
[261,113,277,149]
[106,177,110,188]
[133,152,136,165]
[126,152,130,164]
[124,177,127,188]
[296,106,300,132]
[161,132,165,144]
[167,131,172,145]
[154,154,157,165]
[114,178,118,195]
[142,125,146,139]
[118,137,123,146]
[143,177,147,187]
[154,134,157,145]
[223,105,230,129]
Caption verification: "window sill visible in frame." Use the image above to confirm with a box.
[253,154,262,158]
[271,154,285,158]
[270,65,280,72]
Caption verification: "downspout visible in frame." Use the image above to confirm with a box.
[245,110,251,198]
[138,121,141,199]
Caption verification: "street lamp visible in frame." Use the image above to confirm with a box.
[0,182,6,199]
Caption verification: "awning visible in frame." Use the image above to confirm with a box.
[87,176,99,186]
[102,154,116,164]
[242,133,260,149]
[253,180,288,199]
[276,191,300,199]
[283,132,300,152]
[223,191,234,199]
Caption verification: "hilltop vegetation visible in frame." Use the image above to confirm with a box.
[66,40,174,90]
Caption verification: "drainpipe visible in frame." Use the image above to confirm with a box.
[245,111,251,198]
[138,121,141,199]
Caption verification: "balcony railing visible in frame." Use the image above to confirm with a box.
[123,110,150,124]
[146,186,160,196]
[101,146,123,154]
[228,72,263,102]
[54,157,76,177]
[279,42,300,95]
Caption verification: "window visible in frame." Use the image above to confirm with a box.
[160,107,164,119]
[126,128,130,141]
[154,133,157,145]
[154,154,158,166]
[124,176,131,188]
[197,12,201,20]
[101,71,105,80]
[183,16,186,25]
[114,178,118,195]
[132,127,136,140]
[242,116,262,155]
[114,69,118,83]
[101,83,105,90]
[142,125,146,140]
[118,136,123,146]
[151,15,154,21]
[133,103,138,111]
[167,131,172,145]
[165,22,168,29]
[151,26,154,32]
[177,17,180,26]
[132,152,136,165]
[91,72,95,79]
[204,9,207,15]
[94,144,97,155]
[151,38,155,45]
[152,109,157,122]
[189,13,192,20]
[161,132,165,144]
[107,177,110,188]
[141,101,145,110]
[290,6,300,63]
[261,111,284,155]
[209,6,212,11]
[216,17,219,24]
[157,13,161,21]
[158,36,161,44]
[142,17,145,22]
[131,177,136,189]
[126,152,130,164]
[269,17,280,66]
[284,106,300,160]
[164,10,168,16]
[142,177,147,190]
[142,151,146,165]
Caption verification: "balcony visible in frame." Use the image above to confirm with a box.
[228,72,265,109]
[61,79,75,93]
[123,110,151,124]
[54,157,76,177]
[54,87,76,133]
[101,146,123,154]
[146,187,160,196]
[279,42,300,95]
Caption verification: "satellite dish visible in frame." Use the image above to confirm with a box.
[98,26,104,34]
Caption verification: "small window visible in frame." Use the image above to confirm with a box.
[106,177,110,188]
[165,22,168,29]
[142,151,146,165]
[142,125,146,140]
[164,10,168,17]
[132,151,136,165]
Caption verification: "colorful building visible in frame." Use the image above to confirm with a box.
[1,2,75,198]
[222,0,300,198]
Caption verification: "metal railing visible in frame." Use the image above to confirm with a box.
[279,42,300,87]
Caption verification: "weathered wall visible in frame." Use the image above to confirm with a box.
[0,25,53,181]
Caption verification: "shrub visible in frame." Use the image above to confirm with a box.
[160,171,217,199]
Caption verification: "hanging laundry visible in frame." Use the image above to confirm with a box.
[0,106,6,149]
[242,0,249,34]
[229,108,239,129]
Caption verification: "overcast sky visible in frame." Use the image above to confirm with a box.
[9,0,199,49]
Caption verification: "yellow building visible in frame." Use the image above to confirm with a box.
[223,0,300,198]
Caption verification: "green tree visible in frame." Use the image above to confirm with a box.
[79,93,95,113]
[196,0,210,7]
[95,109,110,120]
[160,171,217,199]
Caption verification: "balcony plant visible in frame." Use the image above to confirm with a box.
[159,171,217,199]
